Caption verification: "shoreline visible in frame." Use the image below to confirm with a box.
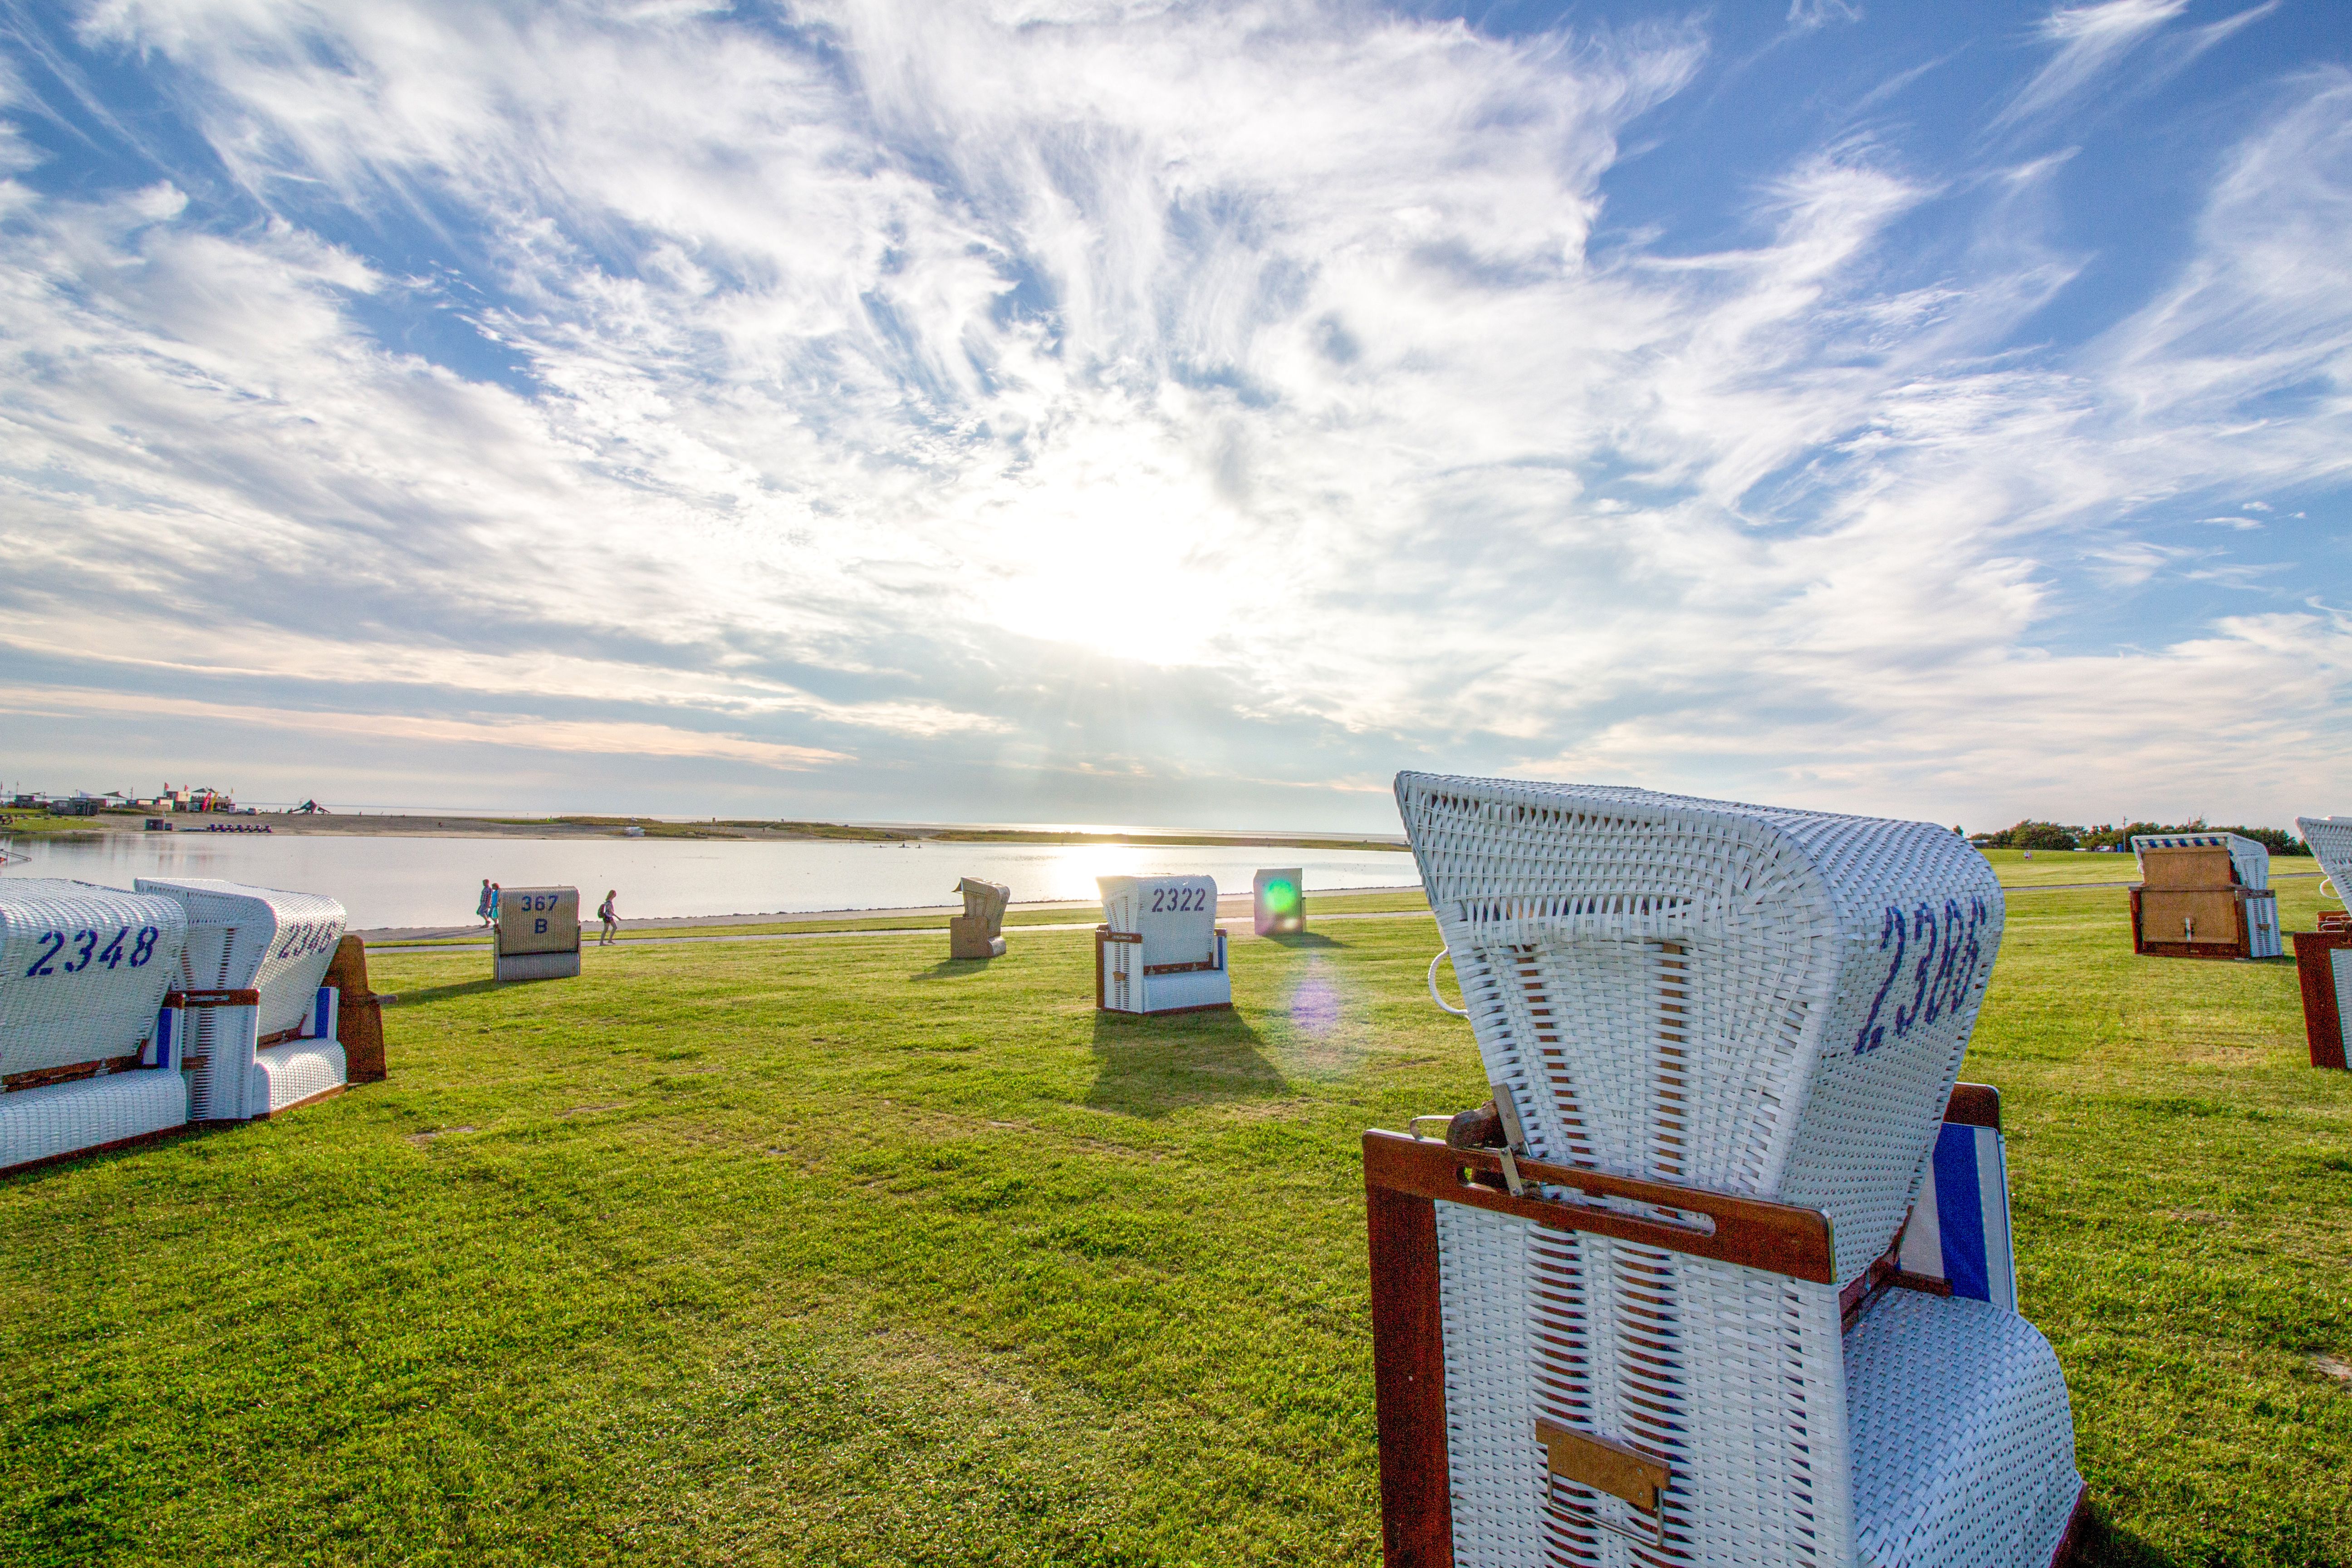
[353,885,1430,944]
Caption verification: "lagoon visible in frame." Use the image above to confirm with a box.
[0,832,1420,930]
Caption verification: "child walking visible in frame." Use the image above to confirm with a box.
[598,889,619,946]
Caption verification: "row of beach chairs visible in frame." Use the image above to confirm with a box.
[0,876,379,1175]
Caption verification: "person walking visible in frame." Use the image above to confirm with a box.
[598,889,619,946]
[488,882,502,925]
[475,878,495,927]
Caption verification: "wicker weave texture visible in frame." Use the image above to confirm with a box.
[1396,774,2003,1285]
[0,879,188,1078]
[1436,1202,1857,1565]
[134,878,348,1038]
[186,1002,259,1122]
[2300,817,2352,904]
[2131,833,2269,890]
[1846,1290,2080,1568]
[1098,876,1220,965]
[0,1068,187,1171]
[1434,1205,1547,1566]
[250,1040,346,1114]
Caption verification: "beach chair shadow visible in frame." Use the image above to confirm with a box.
[907,956,998,981]
[385,978,502,1008]
[2070,1506,2190,1568]
[1085,1009,1285,1118]
[1263,930,1344,950]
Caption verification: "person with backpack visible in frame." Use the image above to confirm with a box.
[475,878,495,927]
[598,889,619,946]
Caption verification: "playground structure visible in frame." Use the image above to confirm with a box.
[1373,774,2082,1567]
[1095,875,1230,1015]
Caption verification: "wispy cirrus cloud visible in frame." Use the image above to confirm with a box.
[0,0,2342,827]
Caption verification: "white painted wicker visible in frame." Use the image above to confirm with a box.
[2299,817,2352,906]
[1846,1290,2079,1568]
[2130,832,2269,890]
[1396,774,2002,1280]
[251,1040,347,1115]
[1396,774,2079,1567]
[0,878,187,1078]
[134,878,347,1122]
[1098,875,1230,1013]
[132,878,348,1037]
[0,1068,188,1172]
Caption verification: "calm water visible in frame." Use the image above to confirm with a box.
[0,833,1421,929]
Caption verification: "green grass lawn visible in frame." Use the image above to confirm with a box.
[3,885,2347,1565]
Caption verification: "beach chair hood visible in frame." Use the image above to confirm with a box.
[1396,773,2004,1285]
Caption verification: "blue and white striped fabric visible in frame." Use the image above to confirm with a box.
[1898,1122,2018,1313]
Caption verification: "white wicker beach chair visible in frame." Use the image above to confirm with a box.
[2291,818,2352,1070]
[2300,817,2352,909]
[134,878,348,1122]
[1370,774,2082,1568]
[1096,875,1230,1014]
[2128,833,2280,959]
[1254,868,1306,937]
[493,887,581,982]
[1,878,191,1172]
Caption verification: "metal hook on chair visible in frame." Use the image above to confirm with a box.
[1427,946,1469,1017]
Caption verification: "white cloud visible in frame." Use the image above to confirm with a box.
[0,1,2344,828]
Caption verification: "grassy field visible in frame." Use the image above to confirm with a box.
[3,882,2347,1565]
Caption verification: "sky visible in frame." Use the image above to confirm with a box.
[0,0,2345,832]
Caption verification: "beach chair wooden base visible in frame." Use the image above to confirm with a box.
[1093,925,1232,1014]
[2292,930,2352,1070]
[325,937,387,1084]
[1366,1100,2085,1567]
[2130,887,2278,960]
[948,917,1006,960]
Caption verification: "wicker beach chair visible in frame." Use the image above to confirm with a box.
[493,887,581,981]
[2301,817,2352,914]
[951,877,1011,960]
[1371,774,2082,1567]
[1254,868,1306,936]
[2127,833,2281,959]
[1095,875,1230,1014]
[1,878,191,1172]
[2291,818,2352,1069]
[135,878,349,1122]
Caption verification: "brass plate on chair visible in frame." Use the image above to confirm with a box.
[1534,1418,1670,1513]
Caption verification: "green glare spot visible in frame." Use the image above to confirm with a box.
[1265,881,1298,912]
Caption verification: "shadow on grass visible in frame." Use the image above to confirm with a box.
[0,1119,235,1187]
[1086,1008,1285,1117]
[1263,930,1346,950]
[906,956,997,981]
[384,978,503,1008]
[2074,1504,2191,1568]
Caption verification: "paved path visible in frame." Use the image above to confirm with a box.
[368,906,1439,955]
